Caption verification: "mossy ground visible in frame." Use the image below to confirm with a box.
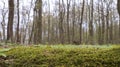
[1,45,120,67]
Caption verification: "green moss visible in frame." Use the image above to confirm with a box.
[4,45,120,67]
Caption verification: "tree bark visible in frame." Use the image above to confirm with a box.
[79,0,85,44]
[7,0,14,42]
[117,0,120,16]
[58,0,65,44]
[48,0,51,44]
[34,0,42,44]
[89,0,94,44]
[117,0,120,43]
[67,0,70,43]
[72,0,75,43]
[16,0,20,43]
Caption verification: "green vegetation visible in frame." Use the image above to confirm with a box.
[0,45,120,67]
[0,48,11,66]
[0,48,10,57]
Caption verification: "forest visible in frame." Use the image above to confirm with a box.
[0,0,120,67]
[0,0,119,45]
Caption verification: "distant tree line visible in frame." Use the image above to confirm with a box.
[0,0,119,45]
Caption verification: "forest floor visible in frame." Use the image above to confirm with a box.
[0,45,120,67]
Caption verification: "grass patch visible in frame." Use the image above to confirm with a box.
[3,45,120,67]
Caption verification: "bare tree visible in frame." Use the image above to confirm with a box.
[34,0,42,44]
[89,0,94,44]
[66,0,71,43]
[71,0,76,43]
[48,0,51,44]
[79,0,85,44]
[1,1,8,41]
[58,0,65,44]
[7,0,14,42]
[16,0,20,43]
[117,0,120,43]
[117,0,120,16]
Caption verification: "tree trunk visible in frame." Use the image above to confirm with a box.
[106,7,109,44]
[7,0,14,43]
[48,0,50,44]
[59,0,65,44]
[118,15,120,43]
[16,0,20,43]
[89,0,94,44]
[117,0,120,16]
[37,0,42,44]
[72,0,75,43]
[79,0,85,44]
[67,0,70,43]
[117,0,120,43]
[34,0,42,44]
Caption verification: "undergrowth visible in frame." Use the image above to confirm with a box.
[2,45,120,67]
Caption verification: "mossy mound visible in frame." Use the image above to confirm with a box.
[4,45,120,67]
